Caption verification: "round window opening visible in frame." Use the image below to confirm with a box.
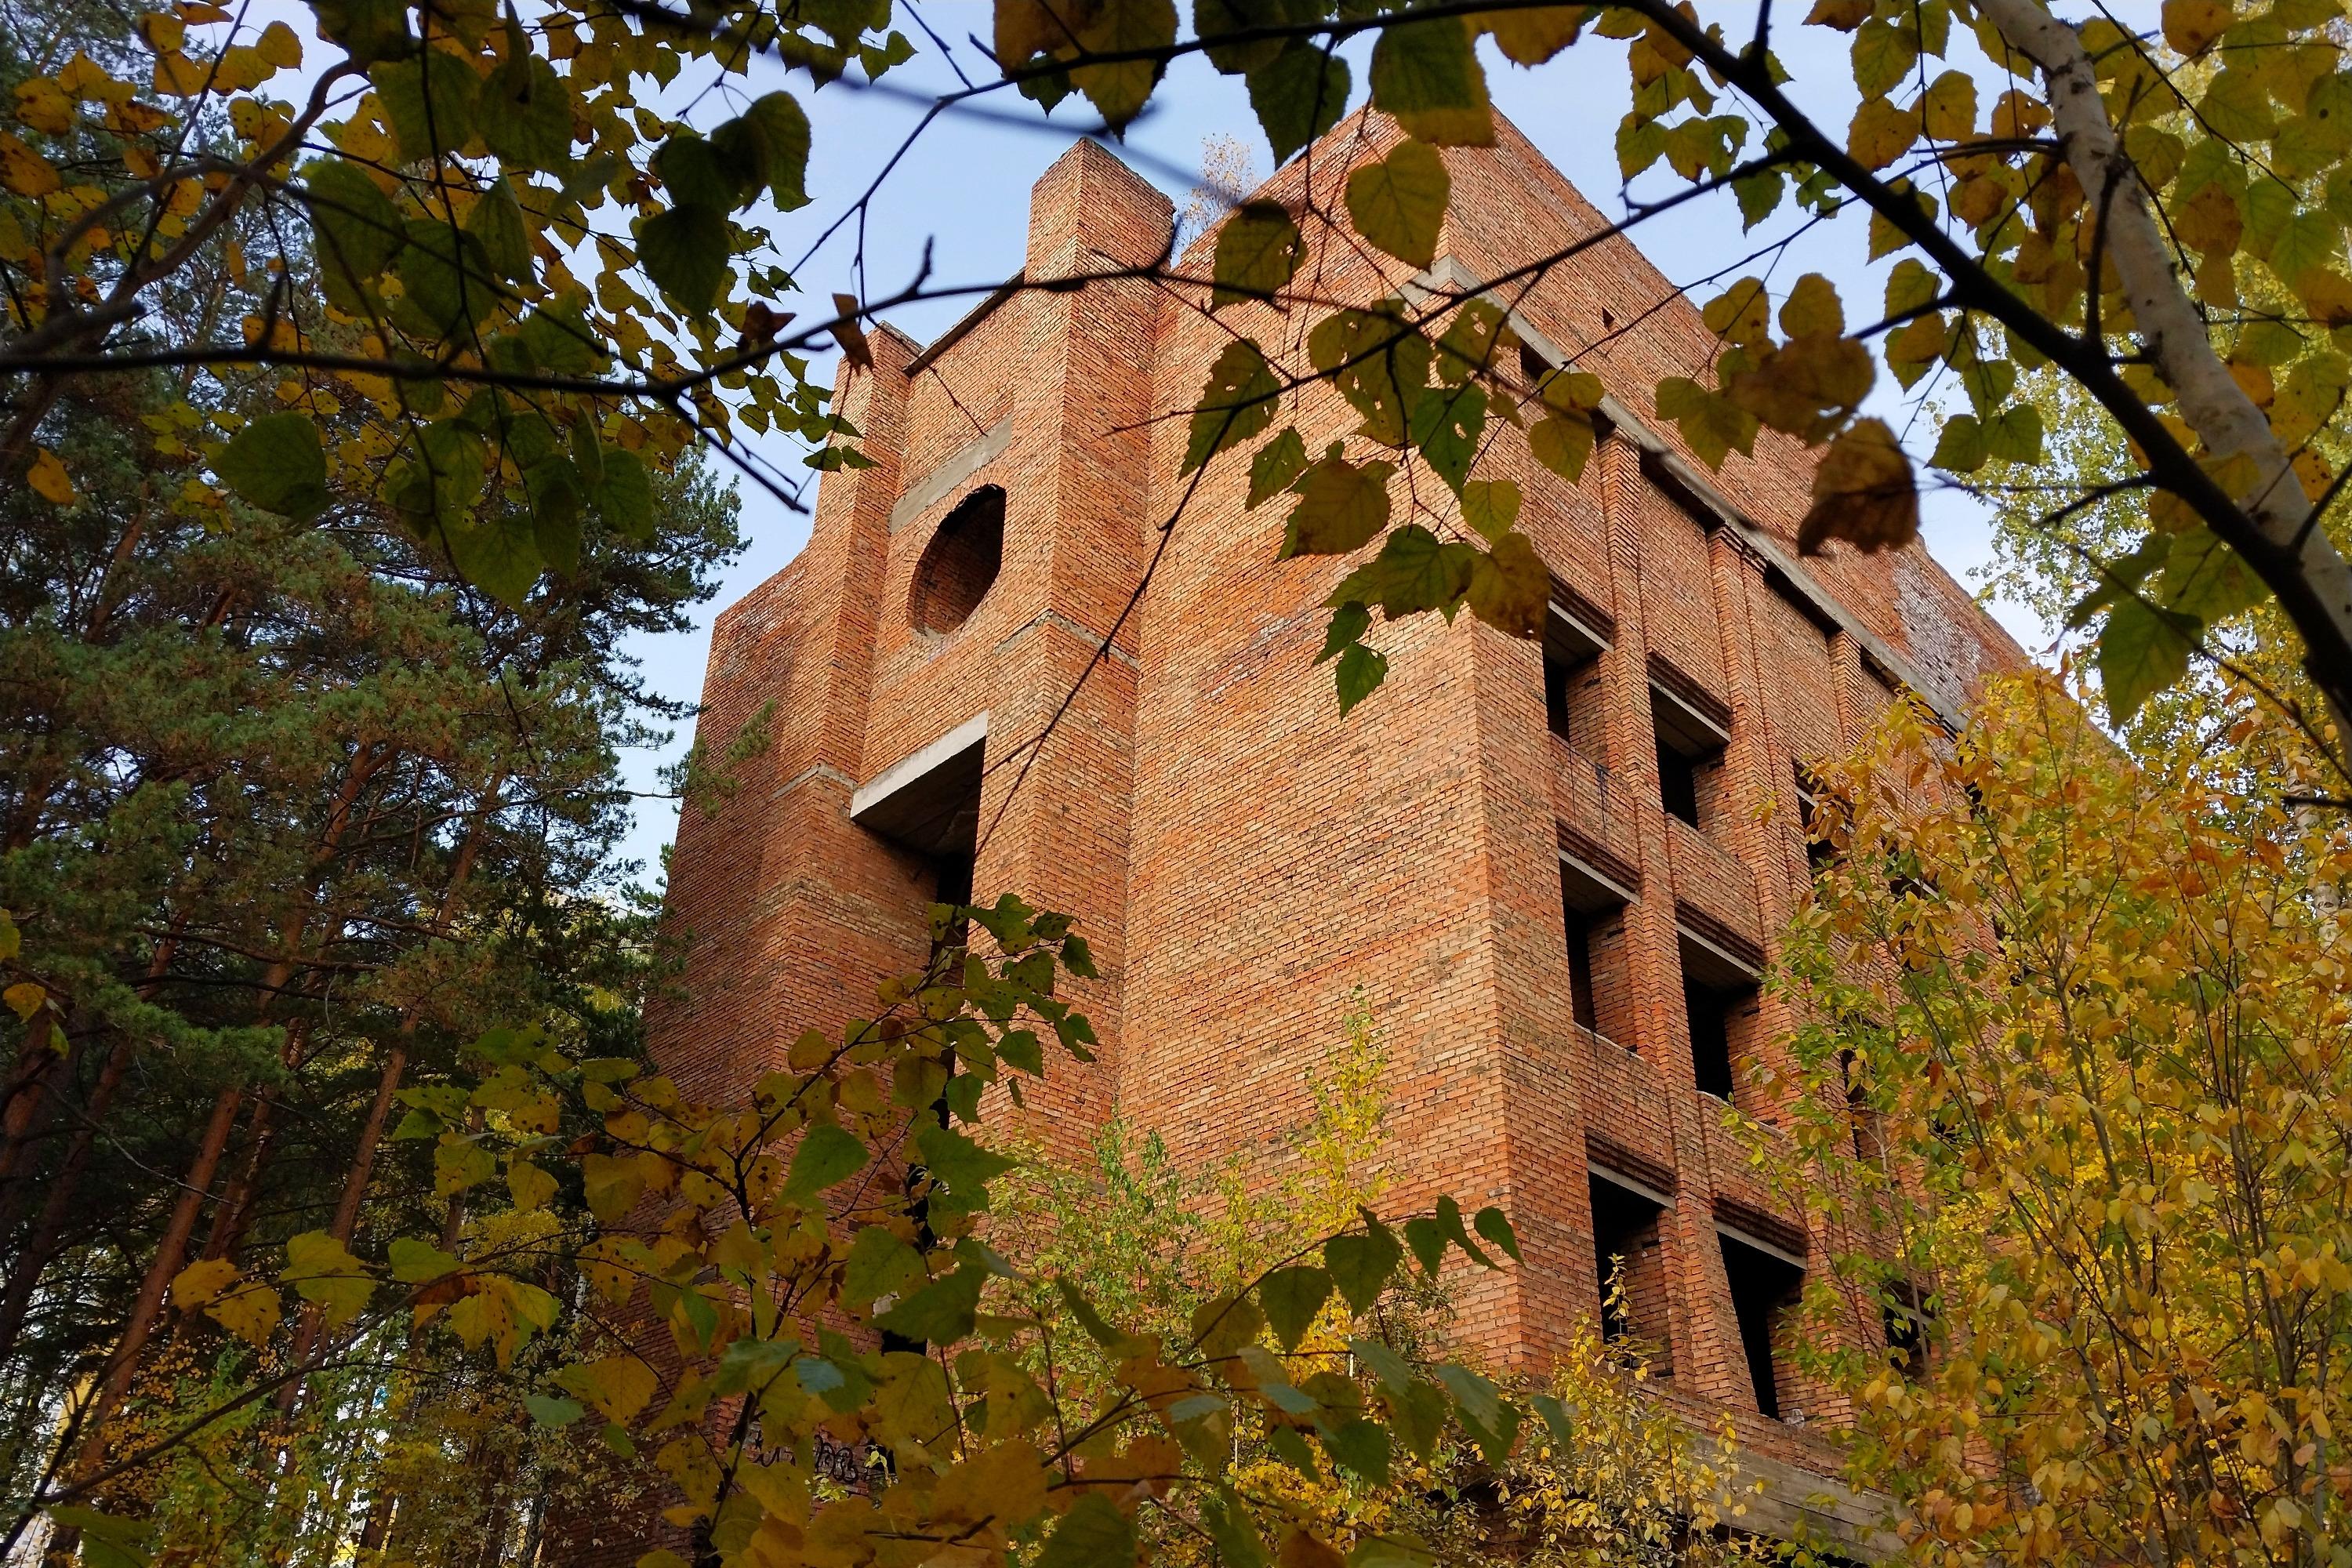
[909,485,1005,635]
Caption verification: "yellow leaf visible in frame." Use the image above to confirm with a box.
[507,1159,558,1211]
[1848,94,1918,171]
[27,449,74,506]
[931,1438,1049,1530]
[152,51,209,95]
[282,1230,374,1327]
[1779,272,1846,339]
[13,79,75,135]
[2,981,42,1020]
[2295,267,2352,328]
[57,53,132,106]
[1702,277,1772,347]
[558,1353,660,1422]
[170,1255,240,1308]
[256,19,301,67]
[1797,417,1918,554]
[1475,6,1584,66]
[1804,0,1872,27]
[2162,0,2230,56]
[1922,70,1976,142]
[208,1280,284,1346]
[212,45,274,92]
[139,11,187,50]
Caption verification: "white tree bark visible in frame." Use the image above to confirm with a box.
[1982,0,2352,737]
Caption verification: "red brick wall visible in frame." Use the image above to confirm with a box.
[652,116,2027,1491]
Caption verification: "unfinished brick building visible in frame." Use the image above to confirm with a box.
[652,112,2021,1542]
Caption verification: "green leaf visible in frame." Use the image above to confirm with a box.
[395,217,497,336]
[480,55,572,171]
[2157,526,2273,624]
[1345,139,1450,268]
[1734,167,1785,230]
[1348,1536,1434,1568]
[1318,601,1372,663]
[1529,412,1595,483]
[1435,1195,1493,1266]
[282,1230,374,1327]
[312,0,410,64]
[1202,1489,1271,1568]
[1308,303,1432,446]
[1980,403,2045,463]
[872,1263,985,1345]
[1466,532,1548,637]
[592,445,655,542]
[1460,477,1521,540]
[1654,376,1759,468]
[1327,524,1475,620]
[1406,385,1484,493]
[1067,0,1176,132]
[45,1509,150,1568]
[641,203,731,316]
[1325,1221,1403,1312]
[216,413,328,521]
[1928,412,1987,473]
[1369,16,1494,147]
[1247,426,1308,509]
[466,177,532,281]
[371,51,478,165]
[1214,201,1304,307]
[1250,44,1350,165]
[1323,1417,1392,1486]
[1259,1265,1333,1350]
[387,1236,460,1283]
[1433,1363,1521,1465]
[1472,1206,1523,1262]
[842,1225,926,1309]
[783,1123,869,1202]
[2098,594,2199,724]
[524,1393,584,1428]
[304,159,404,312]
[1403,1215,1445,1276]
[1183,339,1280,476]
[913,1120,1015,1208]
[1334,643,1388,715]
[711,93,811,210]
[521,301,599,375]
[438,510,542,608]
[1039,1493,1137,1568]
[1281,454,1394,557]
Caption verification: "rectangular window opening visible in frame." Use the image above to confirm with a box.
[1563,854,1635,1047]
[1650,681,1729,830]
[1884,1284,1933,1375]
[1544,604,1607,748]
[1590,1169,1672,1373]
[1795,762,1839,876]
[1719,1228,1806,1421]
[1679,927,1761,1109]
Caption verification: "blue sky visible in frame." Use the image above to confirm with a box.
[607,15,2053,884]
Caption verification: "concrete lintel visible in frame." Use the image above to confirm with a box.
[1560,848,1638,912]
[1411,255,1965,733]
[1587,1160,1672,1210]
[891,418,1012,533]
[1715,1219,1807,1272]
[851,712,989,855]
[1676,917,1761,987]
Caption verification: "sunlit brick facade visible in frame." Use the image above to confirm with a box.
[651,113,2022,1546]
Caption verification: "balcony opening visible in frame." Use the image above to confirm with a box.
[1542,602,1608,749]
[1795,762,1840,877]
[1679,924,1762,1109]
[1883,1283,1933,1374]
[1589,1167,1673,1374]
[1561,852,1636,1047]
[1718,1225,1806,1420]
[909,485,1005,635]
[1650,678,1729,830]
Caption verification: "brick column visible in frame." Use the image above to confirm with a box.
[1592,434,1756,1409]
[650,332,933,1105]
[970,143,1172,1157]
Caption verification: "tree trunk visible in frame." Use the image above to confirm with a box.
[64,1078,241,1480]
[0,1033,135,1363]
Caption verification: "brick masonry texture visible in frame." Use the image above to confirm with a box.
[648,111,2025,1530]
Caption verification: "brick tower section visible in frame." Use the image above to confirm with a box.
[654,119,2024,1535]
